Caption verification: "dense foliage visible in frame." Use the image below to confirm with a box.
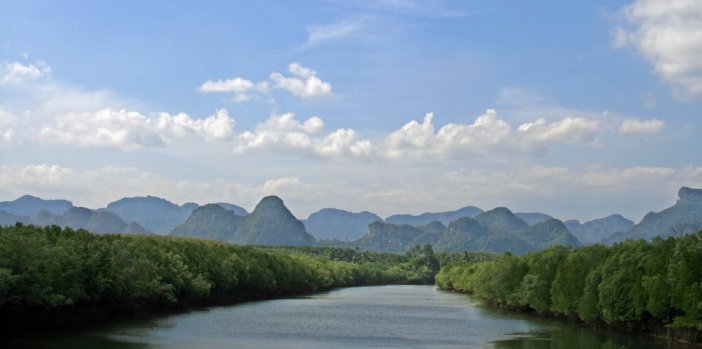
[265,244,496,284]
[0,224,434,329]
[436,232,702,332]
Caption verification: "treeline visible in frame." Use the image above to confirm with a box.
[436,231,702,336]
[268,244,497,284]
[0,224,433,330]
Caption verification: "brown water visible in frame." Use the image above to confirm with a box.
[5,285,693,349]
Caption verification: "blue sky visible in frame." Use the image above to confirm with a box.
[1,0,701,222]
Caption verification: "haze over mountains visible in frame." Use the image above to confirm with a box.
[605,187,702,243]
[1,186,701,254]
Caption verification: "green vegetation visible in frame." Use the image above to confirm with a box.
[0,224,449,330]
[436,232,702,333]
[348,208,579,255]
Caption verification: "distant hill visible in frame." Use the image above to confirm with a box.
[357,221,426,252]
[28,206,150,234]
[354,207,579,254]
[606,187,702,243]
[105,196,198,234]
[304,208,382,241]
[170,204,244,241]
[433,217,489,252]
[475,207,529,233]
[515,212,553,225]
[385,205,483,226]
[0,210,29,226]
[0,195,72,217]
[214,202,248,217]
[565,214,634,244]
[234,196,316,246]
[520,218,580,250]
[105,196,247,234]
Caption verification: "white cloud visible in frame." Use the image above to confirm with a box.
[269,63,332,98]
[613,0,702,98]
[199,77,254,93]
[234,112,372,158]
[198,78,269,103]
[38,108,235,150]
[619,117,666,135]
[197,62,331,101]
[0,109,17,148]
[384,112,437,159]
[262,177,302,194]
[383,109,601,160]
[303,19,367,48]
[317,129,375,157]
[1,61,51,84]
[0,129,16,148]
[156,109,235,141]
[516,117,600,145]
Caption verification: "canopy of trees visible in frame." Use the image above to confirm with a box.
[436,231,702,333]
[0,224,444,330]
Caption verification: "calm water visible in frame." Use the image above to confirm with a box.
[6,285,692,349]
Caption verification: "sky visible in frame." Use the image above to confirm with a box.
[0,0,701,222]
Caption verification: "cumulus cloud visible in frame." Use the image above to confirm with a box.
[613,0,702,98]
[198,62,331,101]
[156,109,235,141]
[269,63,332,98]
[383,109,601,160]
[1,60,51,84]
[38,108,235,150]
[198,78,269,103]
[619,117,666,135]
[234,112,372,158]
[516,117,600,145]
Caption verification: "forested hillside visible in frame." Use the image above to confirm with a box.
[0,224,444,330]
[436,232,702,336]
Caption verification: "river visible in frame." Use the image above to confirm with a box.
[6,285,692,348]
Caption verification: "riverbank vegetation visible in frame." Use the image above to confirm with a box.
[436,231,702,340]
[0,224,447,330]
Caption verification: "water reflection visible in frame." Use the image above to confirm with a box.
[5,285,690,349]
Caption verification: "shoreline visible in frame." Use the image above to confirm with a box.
[440,287,702,346]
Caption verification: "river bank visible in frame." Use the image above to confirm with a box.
[0,224,435,331]
[435,234,702,345]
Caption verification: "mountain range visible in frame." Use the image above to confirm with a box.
[357,207,579,254]
[106,196,247,234]
[565,214,634,244]
[1,186,701,252]
[385,205,483,226]
[171,196,316,246]
[303,208,382,241]
[605,187,702,243]
[0,195,247,236]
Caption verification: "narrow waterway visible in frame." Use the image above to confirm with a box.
[6,285,691,348]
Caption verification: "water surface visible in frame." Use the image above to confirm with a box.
[7,285,691,348]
